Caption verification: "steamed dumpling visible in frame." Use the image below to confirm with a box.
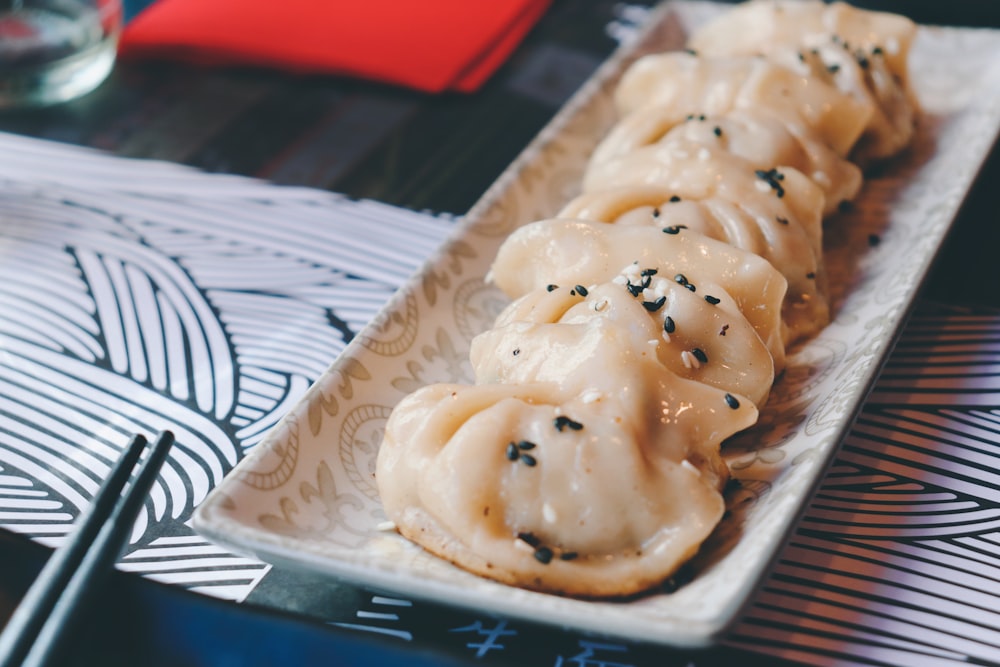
[614,51,873,156]
[376,276,760,596]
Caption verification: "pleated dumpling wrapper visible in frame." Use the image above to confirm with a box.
[376,275,761,597]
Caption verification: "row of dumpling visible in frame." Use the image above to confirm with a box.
[375,0,917,598]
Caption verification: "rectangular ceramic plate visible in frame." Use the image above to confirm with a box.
[193,2,1000,647]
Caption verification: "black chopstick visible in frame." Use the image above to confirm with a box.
[0,430,175,667]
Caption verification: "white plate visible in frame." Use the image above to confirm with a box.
[193,2,1000,647]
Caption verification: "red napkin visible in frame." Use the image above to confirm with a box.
[119,0,552,93]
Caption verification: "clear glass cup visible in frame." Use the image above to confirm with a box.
[0,0,121,108]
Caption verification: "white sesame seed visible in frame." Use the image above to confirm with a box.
[543,503,558,523]
[376,521,397,532]
[581,389,602,403]
[755,180,771,193]
[681,459,701,476]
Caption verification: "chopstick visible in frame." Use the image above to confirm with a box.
[0,431,175,667]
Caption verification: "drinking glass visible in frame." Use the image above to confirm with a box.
[0,0,121,108]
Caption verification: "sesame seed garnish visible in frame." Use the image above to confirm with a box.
[560,551,578,561]
[669,195,681,203]
[641,268,658,277]
[713,126,722,137]
[546,284,558,292]
[827,63,841,74]
[506,443,520,461]
[704,295,720,305]
[521,453,537,467]
[517,440,536,450]
[554,416,583,432]
[643,296,667,312]
[376,520,397,531]
[776,216,789,225]
[684,48,697,56]
[692,348,708,363]
[534,546,554,564]
[680,350,697,369]
[512,348,520,356]
[652,207,661,218]
[806,272,816,280]
[674,273,688,285]
[872,46,884,55]
[685,283,696,292]
[724,393,740,409]
[719,324,729,336]
[755,168,786,198]
[517,531,541,547]
[626,282,643,297]
[662,225,686,235]
[663,316,676,333]
[574,284,589,297]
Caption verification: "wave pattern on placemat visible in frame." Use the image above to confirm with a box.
[728,304,1000,666]
[0,133,453,601]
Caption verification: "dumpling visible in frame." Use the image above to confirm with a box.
[376,276,760,596]
[489,218,788,368]
[688,0,917,162]
[588,109,863,215]
[688,0,916,85]
[476,273,775,407]
[613,51,873,156]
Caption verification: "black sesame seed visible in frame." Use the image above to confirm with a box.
[626,282,643,297]
[704,295,720,305]
[713,126,722,137]
[692,348,708,363]
[872,46,884,55]
[574,284,589,297]
[685,113,695,121]
[806,272,816,280]
[517,531,540,547]
[776,216,789,225]
[521,453,537,467]
[797,51,806,63]
[827,63,841,74]
[719,324,729,336]
[724,393,740,409]
[554,416,583,432]
[663,316,676,333]
[546,284,558,292]
[534,546,554,564]
[685,282,696,292]
[669,195,681,203]
[674,273,688,285]
[512,348,520,356]
[517,440,536,450]
[684,48,697,56]
[641,268,658,277]
[505,443,519,461]
[857,54,870,69]
[643,296,667,312]
[698,114,706,121]
[560,551,579,561]
[662,225,686,235]
[652,207,661,218]
[755,168,786,198]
